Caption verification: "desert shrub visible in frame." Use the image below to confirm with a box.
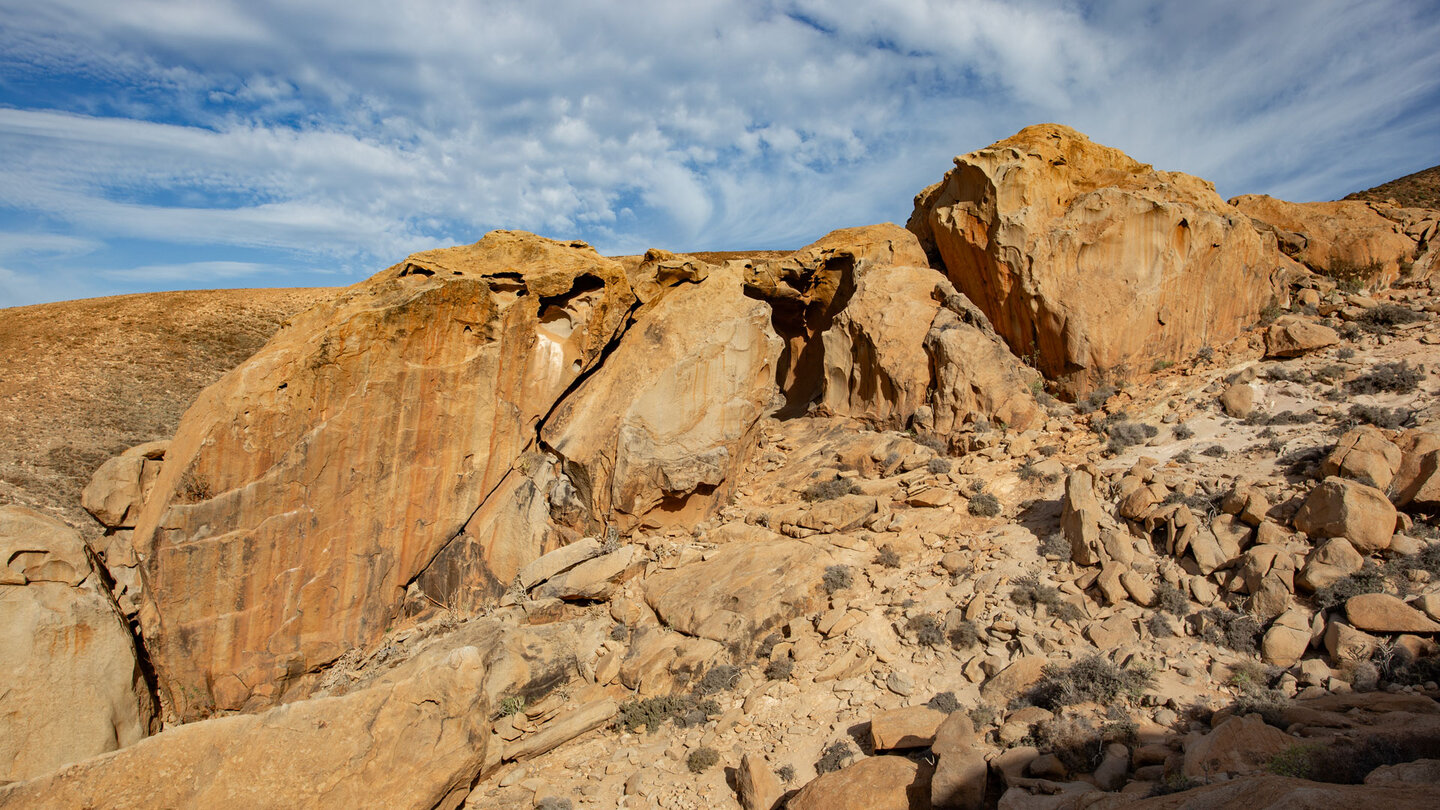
[755,632,782,660]
[616,695,719,733]
[764,656,794,681]
[1347,361,1422,395]
[1038,444,1060,457]
[1151,359,1174,372]
[915,434,947,454]
[1347,403,1412,430]
[1039,532,1069,559]
[1075,385,1118,415]
[1311,364,1348,383]
[1313,563,1388,610]
[1358,303,1423,335]
[927,691,961,714]
[610,623,629,641]
[927,456,952,475]
[694,664,741,696]
[908,614,945,647]
[1029,655,1153,710]
[803,476,859,502]
[1173,450,1193,464]
[1200,444,1227,458]
[1228,660,1272,691]
[1258,303,1283,325]
[1337,346,1356,359]
[1027,709,1138,773]
[536,798,574,810]
[1146,612,1174,638]
[1372,642,1440,686]
[498,695,525,717]
[1157,576,1192,613]
[948,620,980,650]
[776,764,795,783]
[1326,258,1382,290]
[815,740,854,774]
[1267,744,1323,779]
[1194,608,1261,653]
[1149,774,1202,797]
[176,469,214,504]
[968,492,1001,517]
[1173,423,1195,440]
[686,747,720,774]
[1195,346,1215,362]
[823,565,853,594]
[1264,733,1440,784]
[1266,365,1309,383]
[969,704,998,728]
[1010,574,1062,613]
[874,545,901,568]
[1105,421,1159,455]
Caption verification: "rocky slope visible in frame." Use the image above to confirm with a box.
[1347,164,1440,210]
[5,126,1440,809]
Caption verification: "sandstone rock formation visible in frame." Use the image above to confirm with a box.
[0,646,490,809]
[0,506,155,784]
[1232,194,1420,285]
[129,231,636,719]
[909,124,1290,396]
[79,441,168,530]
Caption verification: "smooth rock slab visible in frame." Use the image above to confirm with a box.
[788,755,933,810]
[1346,593,1440,634]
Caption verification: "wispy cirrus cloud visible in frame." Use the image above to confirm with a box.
[0,0,1436,308]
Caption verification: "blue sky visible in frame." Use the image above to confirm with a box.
[1,0,1437,308]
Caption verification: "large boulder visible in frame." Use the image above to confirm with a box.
[542,259,782,529]
[0,645,491,810]
[1264,316,1340,358]
[1392,424,1440,509]
[0,506,156,783]
[788,755,933,810]
[909,124,1288,397]
[1293,477,1398,553]
[1322,426,1402,491]
[1182,714,1295,777]
[129,231,636,719]
[1231,194,1419,286]
[79,441,168,530]
[819,266,1042,432]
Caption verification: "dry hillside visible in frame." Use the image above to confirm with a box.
[1347,164,1440,209]
[0,288,337,531]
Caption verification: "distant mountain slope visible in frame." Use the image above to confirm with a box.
[0,288,337,531]
[1346,163,1440,209]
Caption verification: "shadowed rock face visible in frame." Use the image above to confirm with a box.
[129,231,636,719]
[909,123,1292,398]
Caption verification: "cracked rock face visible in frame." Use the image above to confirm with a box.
[128,231,636,720]
[909,123,1292,398]
[0,506,157,783]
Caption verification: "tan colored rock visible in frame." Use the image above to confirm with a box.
[535,545,645,601]
[922,288,1044,432]
[981,656,1047,702]
[0,506,156,784]
[1323,426,1403,491]
[0,645,491,810]
[908,124,1288,397]
[1220,383,1256,418]
[542,259,782,528]
[1345,593,1440,634]
[79,440,168,529]
[1324,621,1379,662]
[1061,470,1108,567]
[518,538,602,591]
[1392,424,1440,509]
[643,539,837,652]
[627,248,711,305]
[1264,315,1341,357]
[787,755,933,810]
[1293,476,1397,553]
[1297,538,1365,592]
[1261,613,1311,668]
[1182,714,1295,777]
[871,705,947,750]
[503,698,617,762]
[129,231,637,719]
[1232,194,1418,285]
[930,712,986,810]
[737,752,783,810]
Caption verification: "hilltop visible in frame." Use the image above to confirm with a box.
[1347,164,1440,209]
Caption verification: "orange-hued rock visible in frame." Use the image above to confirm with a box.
[0,506,156,783]
[542,260,783,528]
[788,755,933,810]
[1231,194,1419,285]
[0,645,492,810]
[909,124,1290,397]
[129,231,636,720]
[79,441,168,529]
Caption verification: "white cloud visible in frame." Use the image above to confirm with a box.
[0,0,1436,306]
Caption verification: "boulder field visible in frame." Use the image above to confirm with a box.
[5,125,1440,808]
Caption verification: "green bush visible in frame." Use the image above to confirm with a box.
[968,492,1001,517]
[616,695,720,734]
[1194,608,1262,653]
